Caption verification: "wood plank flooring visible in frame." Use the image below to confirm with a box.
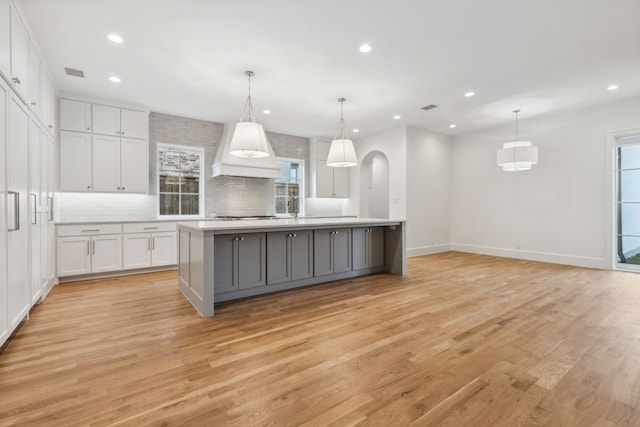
[2,252,640,426]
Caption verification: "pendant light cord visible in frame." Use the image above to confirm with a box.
[513,109,520,140]
[240,71,256,123]
[335,98,348,140]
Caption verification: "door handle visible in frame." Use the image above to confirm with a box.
[8,191,19,231]
[31,193,37,225]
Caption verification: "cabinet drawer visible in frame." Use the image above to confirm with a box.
[123,222,176,233]
[57,223,123,237]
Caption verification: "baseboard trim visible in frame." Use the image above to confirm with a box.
[407,244,452,258]
[450,243,607,269]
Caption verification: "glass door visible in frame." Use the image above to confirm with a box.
[616,134,640,270]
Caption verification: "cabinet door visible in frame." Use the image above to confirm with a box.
[30,118,42,304]
[266,231,290,285]
[238,233,266,290]
[60,131,92,191]
[123,233,151,270]
[120,108,147,139]
[151,232,176,266]
[91,234,122,273]
[92,134,121,192]
[214,235,236,294]
[370,227,385,268]
[290,230,313,281]
[57,236,91,276]
[332,167,349,198]
[332,228,351,273]
[43,72,55,133]
[60,99,91,132]
[92,104,120,136]
[7,95,30,328]
[120,137,148,193]
[316,160,334,197]
[352,227,368,270]
[0,0,9,78]
[28,42,41,118]
[9,9,29,99]
[313,229,333,276]
[0,78,8,345]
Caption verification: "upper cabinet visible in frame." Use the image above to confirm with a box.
[9,7,29,100]
[60,99,91,133]
[310,138,350,198]
[0,0,10,83]
[93,104,147,139]
[28,41,41,118]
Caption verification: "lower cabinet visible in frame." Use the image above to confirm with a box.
[214,233,266,293]
[123,223,176,269]
[313,228,352,276]
[266,230,313,285]
[57,233,123,276]
[352,227,384,270]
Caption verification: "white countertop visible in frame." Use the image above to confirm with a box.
[178,217,404,232]
[54,216,359,226]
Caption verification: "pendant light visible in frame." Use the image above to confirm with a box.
[327,98,358,167]
[497,109,538,171]
[229,71,272,158]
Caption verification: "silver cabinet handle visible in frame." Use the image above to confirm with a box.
[292,233,297,237]
[121,131,125,135]
[31,193,37,225]
[148,236,151,250]
[30,102,36,106]
[240,237,245,241]
[8,191,19,231]
[86,127,90,131]
[11,76,21,84]
[92,240,96,255]
[48,196,53,221]
[81,229,100,233]
[48,124,53,129]
[86,185,90,190]
[152,236,155,250]
[143,227,159,230]
[87,240,90,255]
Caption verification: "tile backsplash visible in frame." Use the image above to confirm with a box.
[56,112,344,221]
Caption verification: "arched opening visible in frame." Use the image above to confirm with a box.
[359,151,390,218]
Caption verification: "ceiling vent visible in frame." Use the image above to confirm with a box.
[421,104,438,111]
[64,67,85,78]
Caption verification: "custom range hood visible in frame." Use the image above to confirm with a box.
[211,122,281,179]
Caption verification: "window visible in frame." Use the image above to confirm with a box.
[158,144,204,217]
[616,134,640,268]
[275,158,304,216]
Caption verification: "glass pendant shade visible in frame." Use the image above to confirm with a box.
[327,138,358,167]
[229,70,272,158]
[229,122,270,158]
[327,98,357,167]
[497,141,538,171]
[497,109,538,171]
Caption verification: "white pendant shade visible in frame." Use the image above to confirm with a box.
[497,141,538,171]
[229,121,270,158]
[327,138,358,167]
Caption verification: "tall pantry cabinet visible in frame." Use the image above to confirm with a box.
[1,0,58,348]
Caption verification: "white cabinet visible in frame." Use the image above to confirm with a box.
[0,75,9,345]
[123,222,177,269]
[9,8,28,100]
[0,0,9,78]
[310,138,349,198]
[93,104,147,139]
[30,117,42,304]
[57,224,123,277]
[60,99,149,193]
[41,71,55,133]
[28,41,41,119]
[60,98,91,132]
[60,131,92,191]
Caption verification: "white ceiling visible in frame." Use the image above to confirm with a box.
[18,0,640,139]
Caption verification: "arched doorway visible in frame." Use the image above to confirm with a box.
[359,151,390,218]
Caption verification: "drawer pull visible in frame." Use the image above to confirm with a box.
[81,229,101,233]
[143,227,159,230]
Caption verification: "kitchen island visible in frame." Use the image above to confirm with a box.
[178,218,406,317]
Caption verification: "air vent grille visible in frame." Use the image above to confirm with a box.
[421,104,437,111]
[65,67,85,78]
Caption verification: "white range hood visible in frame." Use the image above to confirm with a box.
[211,122,281,179]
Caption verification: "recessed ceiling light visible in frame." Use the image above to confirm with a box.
[262,109,271,114]
[107,34,124,44]
[359,43,373,53]
[607,84,619,91]
[464,91,475,97]
[353,129,360,133]
[393,115,401,120]
[109,76,121,83]
[449,124,456,129]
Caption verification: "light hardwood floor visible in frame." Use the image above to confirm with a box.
[2,252,640,426]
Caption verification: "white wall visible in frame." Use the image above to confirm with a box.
[346,127,407,220]
[450,96,640,268]
[406,126,452,257]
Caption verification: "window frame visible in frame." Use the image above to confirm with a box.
[157,143,205,219]
[275,157,305,217]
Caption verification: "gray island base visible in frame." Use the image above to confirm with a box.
[177,218,406,317]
